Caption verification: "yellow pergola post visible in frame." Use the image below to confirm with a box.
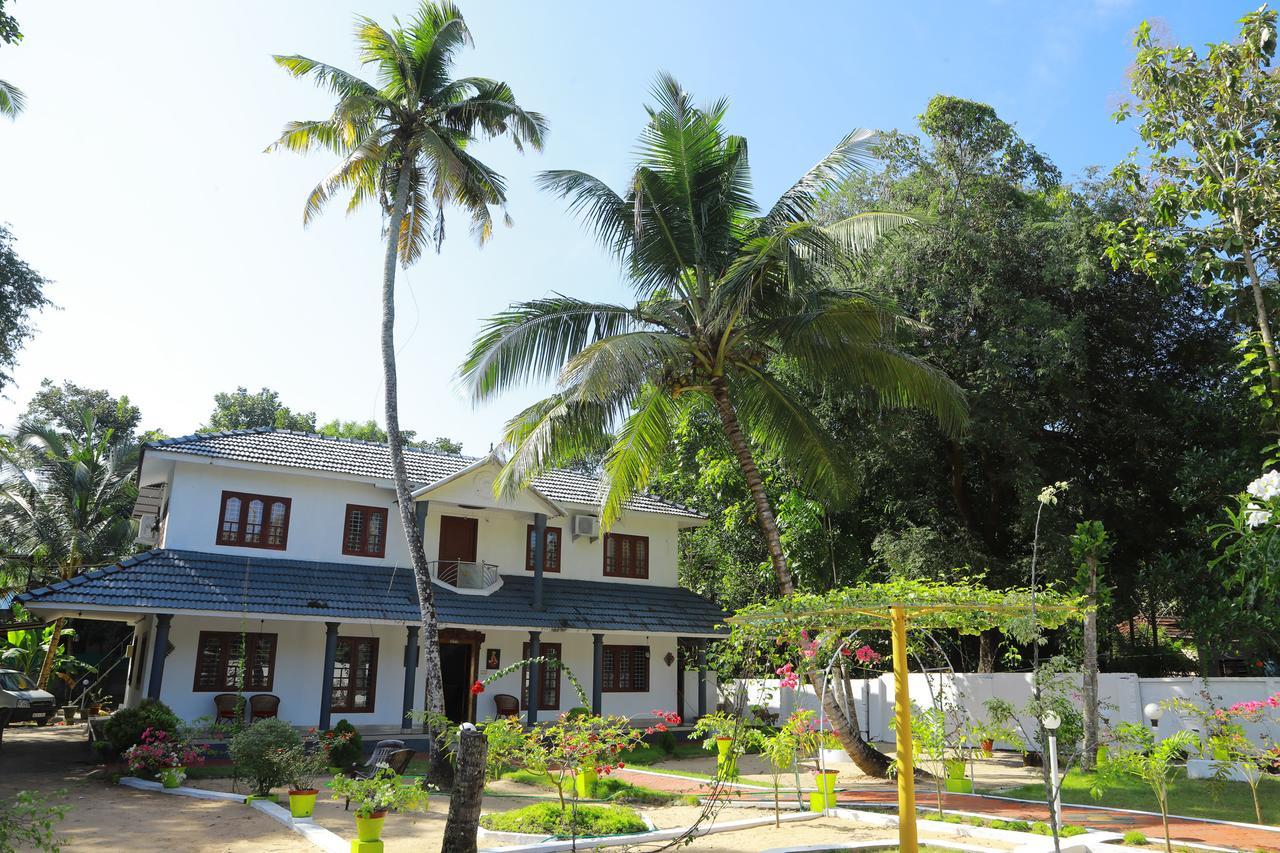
[891,603,918,853]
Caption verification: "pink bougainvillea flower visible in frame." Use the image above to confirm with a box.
[854,645,882,664]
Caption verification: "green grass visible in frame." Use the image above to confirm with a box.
[495,769,681,805]
[618,742,713,765]
[479,802,647,837]
[928,811,1086,836]
[996,768,1279,825]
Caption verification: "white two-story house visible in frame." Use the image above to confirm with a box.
[17,428,724,733]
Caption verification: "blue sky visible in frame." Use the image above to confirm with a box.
[0,0,1248,452]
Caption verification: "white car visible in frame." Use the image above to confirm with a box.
[0,669,57,726]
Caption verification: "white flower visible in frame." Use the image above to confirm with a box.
[1246,503,1273,528]
[1247,470,1280,501]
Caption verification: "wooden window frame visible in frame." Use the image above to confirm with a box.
[601,645,650,693]
[603,533,649,579]
[342,504,389,558]
[192,631,278,692]
[524,525,562,573]
[520,641,562,710]
[215,490,291,551]
[331,636,379,714]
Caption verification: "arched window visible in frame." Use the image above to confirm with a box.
[216,491,291,550]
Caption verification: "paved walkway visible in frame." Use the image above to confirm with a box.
[613,768,1280,851]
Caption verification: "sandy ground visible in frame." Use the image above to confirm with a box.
[0,724,305,852]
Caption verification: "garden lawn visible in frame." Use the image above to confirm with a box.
[996,768,1280,824]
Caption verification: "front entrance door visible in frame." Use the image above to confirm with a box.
[438,516,478,586]
[440,644,473,723]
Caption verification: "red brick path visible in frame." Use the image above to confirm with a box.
[612,769,1280,851]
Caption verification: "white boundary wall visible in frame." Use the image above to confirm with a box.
[734,673,1280,748]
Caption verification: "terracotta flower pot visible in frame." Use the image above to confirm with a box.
[355,812,387,842]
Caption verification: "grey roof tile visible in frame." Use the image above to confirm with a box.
[17,549,727,636]
[145,429,703,519]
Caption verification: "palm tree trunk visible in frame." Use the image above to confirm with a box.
[708,378,793,595]
[36,617,64,690]
[816,669,892,777]
[1081,558,1099,772]
[380,162,446,752]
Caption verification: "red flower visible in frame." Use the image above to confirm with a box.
[471,680,485,695]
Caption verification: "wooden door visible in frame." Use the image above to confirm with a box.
[438,515,478,585]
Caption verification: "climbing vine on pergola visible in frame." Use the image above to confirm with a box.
[725,577,1083,853]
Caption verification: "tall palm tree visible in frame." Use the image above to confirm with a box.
[0,410,138,687]
[462,75,967,775]
[269,1,545,736]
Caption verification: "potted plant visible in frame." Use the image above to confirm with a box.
[817,730,849,765]
[270,742,331,819]
[691,710,760,780]
[61,706,76,724]
[122,726,204,788]
[328,767,427,843]
[230,718,302,802]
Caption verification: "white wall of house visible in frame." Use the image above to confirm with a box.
[142,614,413,728]
[157,457,684,589]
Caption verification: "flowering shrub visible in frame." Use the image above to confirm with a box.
[312,723,359,768]
[123,727,204,778]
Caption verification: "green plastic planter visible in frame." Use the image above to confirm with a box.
[160,767,185,789]
[355,812,386,842]
[813,769,838,809]
[715,738,737,779]
[288,790,318,818]
[574,768,598,799]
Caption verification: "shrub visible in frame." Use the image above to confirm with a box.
[656,730,678,755]
[322,719,362,768]
[230,719,302,796]
[941,814,963,824]
[1031,822,1050,835]
[1003,819,1031,832]
[0,790,67,852]
[102,699,181,755]
[1062,824,1088,837]
[479,802,647,837]
[1124,830,1149,846]
[989,819,1009,830]
[327,767,428,818]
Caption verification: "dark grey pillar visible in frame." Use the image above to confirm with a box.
[697,640,708,720]
[532,512,546,611]
[592,633,604,715]
[401,625,419,733]
[527,630,541,727]
[318,621,339,731]
[146,614,173,701]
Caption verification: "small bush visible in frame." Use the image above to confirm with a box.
[323,719,362,768]
[102,699,181,755]
[1062,824,1088,837]
[230,718,302,796]
[596,777,675,805]
[1124,830,1149,846]
[480,802,647,837]
[989,819,1009,830]
[941,814,963,824]
[1003,820,1031,832]
[657,730,678,754]
[1031,822,1050,835]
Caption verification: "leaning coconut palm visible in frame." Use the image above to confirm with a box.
[0,409,137,687]
[268,0,545,751]
[462,75,967,776]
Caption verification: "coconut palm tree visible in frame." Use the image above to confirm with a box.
[0,409,137,687]
[461,75,967,775]
[268,1,545,733]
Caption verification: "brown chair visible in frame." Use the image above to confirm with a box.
[248,694,280,720]
[343,745,415,809]
[213,694,240,723]
[493,693,519,718]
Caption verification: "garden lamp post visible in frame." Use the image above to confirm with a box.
[1042,709,1062,828]
[1144,702,1163,731]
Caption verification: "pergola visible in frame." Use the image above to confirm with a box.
[726,581,1080,853]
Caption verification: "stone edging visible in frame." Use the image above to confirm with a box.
[117,777,346,853]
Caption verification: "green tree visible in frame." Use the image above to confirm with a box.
[1070,520,1111,771]
[202,387,316,433]
[0,226,50,388]
[1095,724,1200,853]
[317,418,462,453]
[0,0,23,119]
[1104,8,1280,426]
[22,379,142,443]
[462,76,966,775]
[0,409,138,686]
[269,0,545,757]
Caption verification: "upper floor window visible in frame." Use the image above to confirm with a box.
[604,533,648,579]
[343,504,388,558]
[217,491,290,550]
[525,525,562,573]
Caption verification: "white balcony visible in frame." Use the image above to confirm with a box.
[428,560,502,595]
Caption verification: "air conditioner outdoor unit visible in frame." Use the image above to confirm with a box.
[135,514,158,546]
[572,514,600,541]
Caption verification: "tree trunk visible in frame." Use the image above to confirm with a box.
[1240,237,1280,409]
[380,161,447,767]
[36,617,64,690]
[1081,558,1099,772]
[814,669,892,777]
[977,628,998,673]
[708,377,793,595]
[441,725,488,853]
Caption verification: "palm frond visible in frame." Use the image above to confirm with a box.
[559,331,688,402]
[271,55,379,102]
[493,393,619,498]
[599,384,683,526]
[444,79,548,152]
[821,211,920,256]
[0,79,25,119]
[764,128,878,226]
[537,169,633,261]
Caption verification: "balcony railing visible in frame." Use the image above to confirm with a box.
[428,560,501,594]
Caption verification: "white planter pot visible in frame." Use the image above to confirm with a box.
[819,748,850,765]
[1186,757,1252,783]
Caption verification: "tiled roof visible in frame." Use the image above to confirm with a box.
[145,429,702,519]
[17,550,727,636]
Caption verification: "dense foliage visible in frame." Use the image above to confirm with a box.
[0,226,49,387]
[479,802,647,837]
[102,699,181,756]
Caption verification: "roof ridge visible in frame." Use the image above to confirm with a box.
[146,426,479,461]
